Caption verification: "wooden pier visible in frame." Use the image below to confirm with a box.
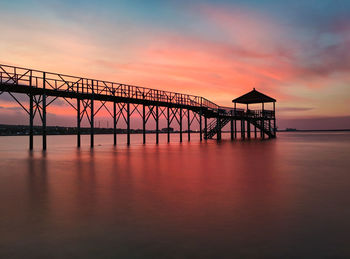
[0,64,276,150]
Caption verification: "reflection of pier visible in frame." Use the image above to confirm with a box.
[0,64,276,150]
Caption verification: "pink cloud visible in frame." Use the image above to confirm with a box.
[1,3,349,128]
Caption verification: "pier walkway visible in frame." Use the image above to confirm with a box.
[0,64,276,150]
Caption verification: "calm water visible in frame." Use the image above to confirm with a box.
[0,132,350,258]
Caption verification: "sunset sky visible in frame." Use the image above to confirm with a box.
[1,0,349,129]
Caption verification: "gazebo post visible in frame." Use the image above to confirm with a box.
[254,124,257,138]
[234,119,237,139]
[247,120,250,139]
[241,119,245,140]
[246,104,250,139]
[230,118,234,140]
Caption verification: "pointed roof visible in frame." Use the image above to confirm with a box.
[232,88,276,104]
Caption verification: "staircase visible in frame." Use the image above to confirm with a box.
[204,117,231,139]
[250,119,276,138]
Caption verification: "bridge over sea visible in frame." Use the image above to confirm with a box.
[0,64,276,150]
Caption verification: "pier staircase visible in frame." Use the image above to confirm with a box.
[204,117,231,139]
[250,119,275,138]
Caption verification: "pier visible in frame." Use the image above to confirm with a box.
[0,64,276,150]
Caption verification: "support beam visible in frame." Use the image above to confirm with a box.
[29,93,33,150]
[199,111,202,141]
[187,109,190,141]
[167,106,170,143]
[217,118,222,140]
[77,98,81,147]
[29,71,34,150]
[247,120,251,139]
[246,104,250,139]
[234,119,237,139]
[254,124,257,138]
[241,119,245,140]
[77,82,81,148]
[179,108,183,142]
[204,116,207,140]
[113,101,117,146]
[91,80,94,148]
[230,119,234,140]
[273,102,276,137]
[261,102,265,139]
[42,72,46,150]
[127,102,130,145]
[156,105,159,144]
[143,104,146,144]
[234,102,237,139]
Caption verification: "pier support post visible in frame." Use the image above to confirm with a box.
[90,102,94,147]
[113,101,117,146]
[234,119,237,139]
[29,71,34,150]
[77,98,81,147]
[247,120,251,139]
[199,111,202,141]
[29,93,33,150]
[42,72,46,150]
[246,104,249,140]
[42,94,46,150]
[156,105,159,144]
[179,108,183,142]
[91,81,94,148]
[204,116,207,140]
[187,109,190,141]
[230,119,234,140]
[273,102,276,137]
[261,102,265,139]
[143,105,146,144]
[127,102,130,145]
[167,106,170,143]
[254,124,257,138]
[241,119,245,140]
[217,118,222,141]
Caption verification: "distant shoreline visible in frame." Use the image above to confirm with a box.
[277,129,350,132]
[0,124,350,136]
[0,124,193,136]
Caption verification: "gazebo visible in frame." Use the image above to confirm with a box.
[232,88,276,139]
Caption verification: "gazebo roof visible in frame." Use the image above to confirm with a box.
[232,88,276,104]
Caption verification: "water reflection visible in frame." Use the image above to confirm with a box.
[0,133,350,257]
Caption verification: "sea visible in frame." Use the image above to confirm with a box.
[0,132,350,258]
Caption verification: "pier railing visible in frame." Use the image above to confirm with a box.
[0,64,219,111]
[217,107,275,118]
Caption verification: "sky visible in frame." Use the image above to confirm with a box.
[0,0,349,129]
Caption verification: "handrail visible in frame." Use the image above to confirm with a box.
[0,64,220,111]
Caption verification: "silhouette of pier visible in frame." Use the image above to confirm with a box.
[0,64,276,150]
